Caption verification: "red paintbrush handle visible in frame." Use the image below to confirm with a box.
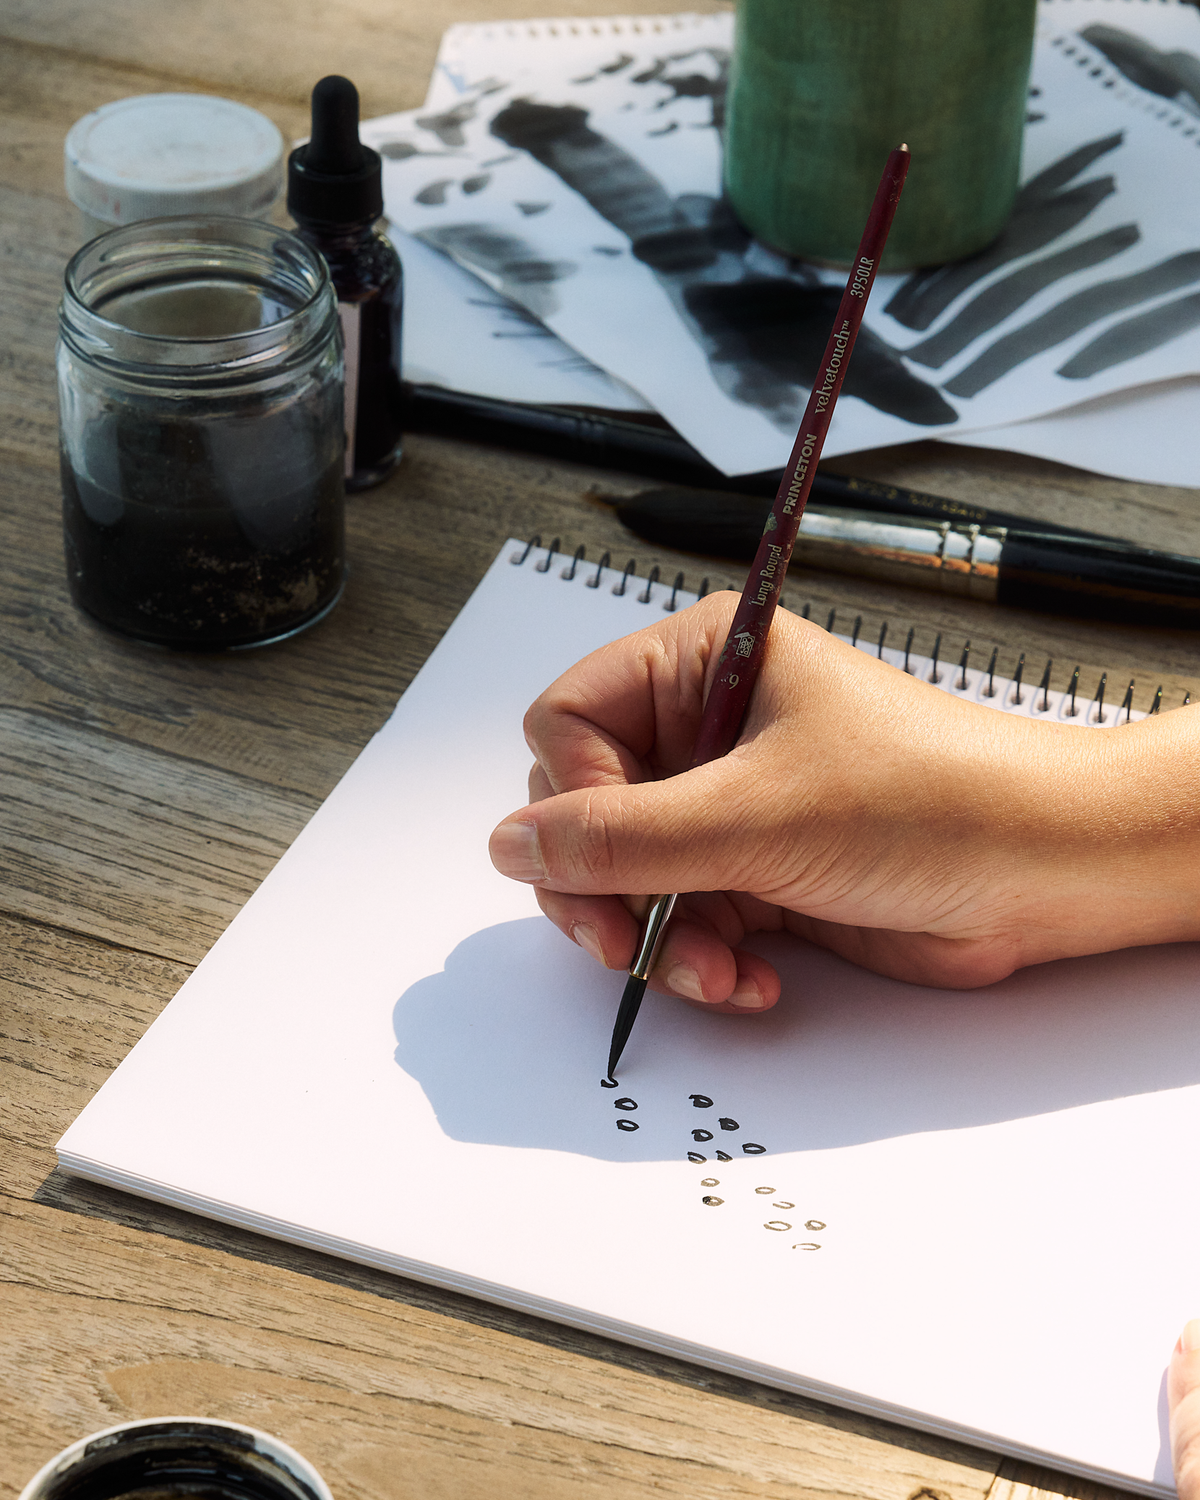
[689,145,910,769]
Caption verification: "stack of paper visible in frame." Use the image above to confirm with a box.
[369,0,1200,486]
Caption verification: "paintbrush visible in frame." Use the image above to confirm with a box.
[606,144,911,1081]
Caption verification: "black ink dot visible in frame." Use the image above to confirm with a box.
[691,1129,713,1142]
[742,1143,766,1155]
[805,1220,826,1232]
[715,1151,731,1162]
[687,1151,706,1163]
[616,1119,639,1132]
[689,1094,713,1108]
[755,1186,775,1195]
[718,1117,739,1131]
[764,1220,791,1231]
[614,1097,638,1111]
[600,1077,618,1088]
[700,1177,719,1187]
[701,1195,724,1206]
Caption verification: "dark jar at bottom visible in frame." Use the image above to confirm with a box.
[57,216,346,650]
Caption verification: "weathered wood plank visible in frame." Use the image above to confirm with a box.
[0,0,733,120]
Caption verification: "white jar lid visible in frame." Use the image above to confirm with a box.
[64,93,284,226]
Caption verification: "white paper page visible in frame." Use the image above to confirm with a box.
[58,543,1189,1495]
[366,3,1200,477]
[394,223,651,409]
[939,375,1200,487]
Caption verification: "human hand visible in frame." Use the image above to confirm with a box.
[1172,1322,1200,1498]
[489,594,1200,1009]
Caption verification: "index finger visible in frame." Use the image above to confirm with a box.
[523,592,737,796]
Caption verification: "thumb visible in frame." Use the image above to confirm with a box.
[1171,1321,1200,1499]
[489,751,778,897]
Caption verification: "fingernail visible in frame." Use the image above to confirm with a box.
[572,923,606,966]
[729,979,767,1010]
[666,963,707,1002]
[1181,1320,1200,1353]
[490,821,545,882]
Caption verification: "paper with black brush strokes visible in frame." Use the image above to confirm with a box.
[367,2,1200,479]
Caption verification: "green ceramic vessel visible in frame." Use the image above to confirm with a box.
[724,0,1039,270]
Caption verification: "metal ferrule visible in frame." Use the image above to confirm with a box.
[629,893,678,980]
[798,506,1005,601]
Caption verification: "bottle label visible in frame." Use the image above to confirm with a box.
[338,301,361,479]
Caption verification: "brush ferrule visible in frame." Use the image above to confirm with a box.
[629,894,678,980]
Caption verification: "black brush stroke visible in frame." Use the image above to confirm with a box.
[684,282,957,425]
[492,98,719,272]
[905,224,1140,368]
[490,97,953,425]
[1081,25,1200,111]
[885,134,1124,331]
[1058,288,1200,378]
[945,251,1200,397]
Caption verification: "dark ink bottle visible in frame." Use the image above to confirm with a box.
[289,75,403,491]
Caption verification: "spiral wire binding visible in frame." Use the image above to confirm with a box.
[512,538,1187,715]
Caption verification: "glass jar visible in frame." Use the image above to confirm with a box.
[57,216,345,649]
[17,1417,333,1500]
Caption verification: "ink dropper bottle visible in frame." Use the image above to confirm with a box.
[288,75,403,491]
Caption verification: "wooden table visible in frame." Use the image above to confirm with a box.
[2,5,1198,1498]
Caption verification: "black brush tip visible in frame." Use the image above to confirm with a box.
[607,972,648,1080]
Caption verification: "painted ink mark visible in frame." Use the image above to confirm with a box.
[945,250,1200,396]
[691,1129,713,1141]
[742,1143,767,1155]
[904,223,1141,368]
[805,1220,826,1231]
[378,140,421,160]
[1081,24,1200,113]
[416,95,500,148]
[715,1150,732,1161]
[647,121,679,137]
[885,134,1125,331]
[600,1077,618,1088]
[719,1116,739,1131]
[418,222,577,319]
[774,1201,795,1210]
[572,52,636,84]
[764,1220,791,1231]
[489,95,950,427]
[702,1195,724,1206]
[1057,286,1200,377]
[682,280,956,425]
[614,1097,638,1110]
[689,1094,714,1108]
[515,201,551,215]
[415,179,454,206]
[462,173,491,194]
[700,1177,719,1186]
[687,1151,707,1162]
[793,1242,821,1252]
[593,245,623,255]
[755,1186,775,1195]
[491,100,720,273]
[616,1119,640,1132]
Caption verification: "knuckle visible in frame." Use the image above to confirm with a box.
[561,790,623,887]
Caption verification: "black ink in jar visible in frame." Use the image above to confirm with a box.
[56,216,345,649]
[288,75,403,491]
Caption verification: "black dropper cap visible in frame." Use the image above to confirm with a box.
[288,75,383,225]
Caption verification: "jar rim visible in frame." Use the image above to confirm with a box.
[61,214,335,366]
